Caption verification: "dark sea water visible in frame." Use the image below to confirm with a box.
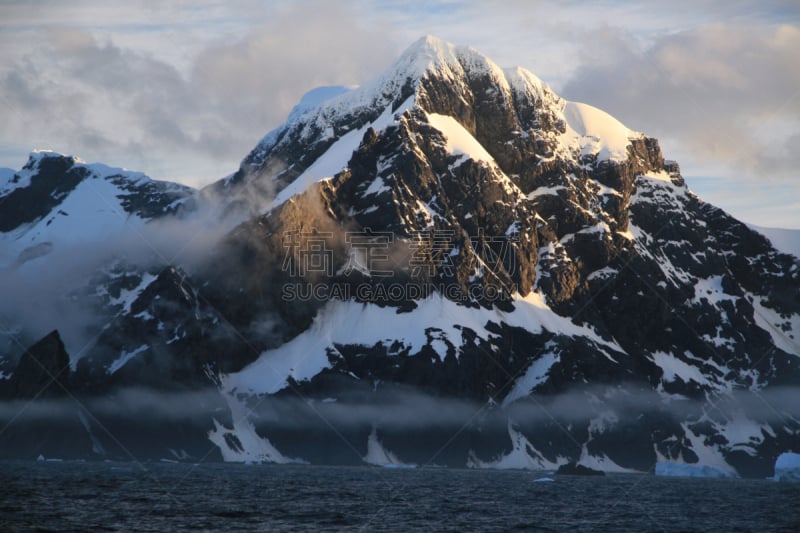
[1,461,799,532]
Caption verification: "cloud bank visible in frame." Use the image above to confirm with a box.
[0,1,396,186]
[0,1,797,226]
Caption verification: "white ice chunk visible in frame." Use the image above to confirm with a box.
[774,452,800,482]
[655,461,736,478]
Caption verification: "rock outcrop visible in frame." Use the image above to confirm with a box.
[0,36,797,474]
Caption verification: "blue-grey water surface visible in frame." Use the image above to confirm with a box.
[1,461,799,532]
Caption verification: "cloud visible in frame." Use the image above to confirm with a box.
[0,1,798,226]
[190,1,397,155]
[3,384,796,436]
[0,387,227,423]
[561,23,800,181]
[0,1,397,186]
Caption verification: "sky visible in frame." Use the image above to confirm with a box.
[0,0,798,228]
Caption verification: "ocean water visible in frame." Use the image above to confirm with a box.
[1,461,799,532]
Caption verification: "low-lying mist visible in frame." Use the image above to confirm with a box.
[1,384,796,434]
[0,164,280,361]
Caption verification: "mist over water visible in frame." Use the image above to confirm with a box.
[1,384,798,428]
[0,386,800,466]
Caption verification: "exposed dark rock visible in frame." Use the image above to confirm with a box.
[0,37,797,473]
[3,330,70,399]
[0,154,85,232]
[556,462,606,476]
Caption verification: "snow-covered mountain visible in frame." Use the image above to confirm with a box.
[0,151,199,368]
[0,36,798,476]
[0,150,192,264]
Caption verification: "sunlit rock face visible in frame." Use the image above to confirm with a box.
[0,37,798,475]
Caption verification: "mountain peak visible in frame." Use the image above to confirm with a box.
[409,34,452,52]
[23,150,82,171]
[396,34,459,70]
[389,34,506,87]
[2,35,799,478]
[242,36,538,172]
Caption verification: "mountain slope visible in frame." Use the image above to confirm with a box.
[0,36,797,475]
[203,36,799,475]
[0,151,193,267]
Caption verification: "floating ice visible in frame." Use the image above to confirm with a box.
[655,461,736,478]
[773,452,800,482]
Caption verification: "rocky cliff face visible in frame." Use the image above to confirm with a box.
[0,37,797,475]
[0,330,70,399]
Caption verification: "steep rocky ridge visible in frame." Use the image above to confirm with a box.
[0,37,797,475]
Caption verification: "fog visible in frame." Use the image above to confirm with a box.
[0,387,226,423]
[4,385,795,435]
[0,160,283,361]
[245,384,800,432]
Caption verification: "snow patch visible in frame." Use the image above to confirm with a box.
[363,427,414,467]
[527,185,566,199]
[679,422,738,476]
[562,101,639,162]
[107,344,148,374]
[503,349,559,407]
[651,351,710,387]
[227,292,623,395]
[427,113,495,165]
[286,85,355,123]
[692,276,736,306]
[271,96,414,208]
[749,295,800,357]
[3,170,146,257]
[364,176,391,196]
[578,451,640,474]
[470,423,561,471]
[110,273,157,314]
[208,395,305,464]
[640,170,674,183]
[272,127,363,206]
[587,267,618,281]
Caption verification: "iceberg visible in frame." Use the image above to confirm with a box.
[655,461,736,478]
[773,452,800,482]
